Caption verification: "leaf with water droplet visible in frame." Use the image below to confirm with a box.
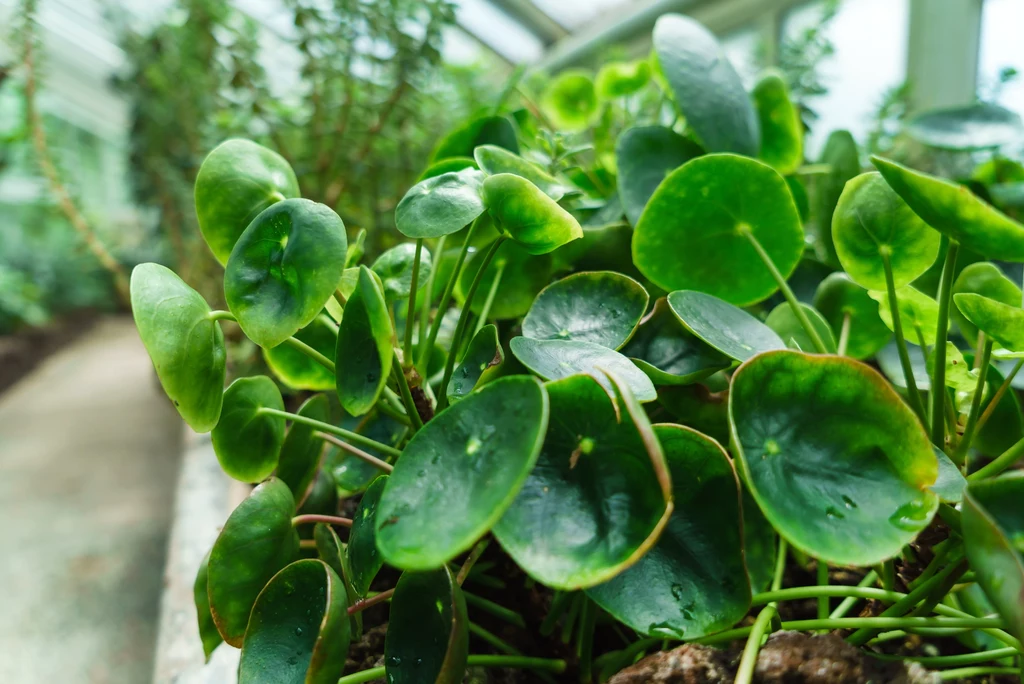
[348,475,387,597]
[385,567,468,684]
[730,351,938,565]
[623,297,731,385]
[239,559,350,684]
[587,424,750,637]
[446,325,504,404]
[667,290,785,362]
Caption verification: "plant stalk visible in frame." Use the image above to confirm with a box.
[931,240,959,447]
[283,336,336,373]
[347,588,394,615]
[474,259,506,336]
[257,407,402,458]
[456,538,491,586]
[735,537,787,684]
[837,312,851,356]
[402,239,424,366]
[953,338,993,464]
[316,432,393,473]
[292,514,352,527]
[208,310,236,322]
[437,236,506,412]
[391,353,423,431]
[419,234,446,348]
[972,358,1023,438]
[969,434,1024,480]
[880,250,928,423]
[741,229,828,353]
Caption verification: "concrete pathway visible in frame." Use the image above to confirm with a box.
[0,317,183,684]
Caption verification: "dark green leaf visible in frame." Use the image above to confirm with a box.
[335,266,393,416]
[633,154,803,305]
[730,351,939,565]
[493,372,672,589]
[652,14,759,155]
[510,336,657,402]
[348,475,387,597]
[667,290,785,362]
[813,273,892,360]
[225,199,348,348]
[130,263,226,432]
[812,130,860,266]
[623,298,731,385]
[277,394,330,501]
[194,551,222,661]
[385,567,469,684]
[522,271,649,350]
[239,559,350,684]
[587,424,749,638]
[765,302,837,353]
[375,377,548,570]
[208,478,300,646]
[615,126,702,226]
[456,240,553,320]
[447,324,504,403]
[211,376,285,483]
[395,168,486,239]
[431,115,518,162]
[195,139,299,265]
[313,524,362,638]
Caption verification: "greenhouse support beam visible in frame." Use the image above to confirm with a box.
[905,0,982,113]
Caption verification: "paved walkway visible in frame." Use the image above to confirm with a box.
[0,317,183,684]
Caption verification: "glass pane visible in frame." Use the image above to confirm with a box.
[721,26,761,89]
[782,0,910,158]
[531,0,629,30]
[455,0,544,63]
[979,0,1024,117]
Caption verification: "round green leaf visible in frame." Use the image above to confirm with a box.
[765,302,837,353]
[194,552,222,661]
[195,139,299,265]
[832,172,940,290]
[456,240,553,320]
[335,266,394,417]
[348,475,387,598]
[869,286,939,346]
[211,376,285,483]
[371,243,433,301]
[522,271,649,350]
[652,14,759,155]
[483,174,583,255]
[493,372,672,589]
[742,486,778,593]
[955,292,1024,353]
[395,168,486,239]
[385,567,469,684]
[962,473,1024,642]
[431,115,518,162]
[616,125,703,226]
[447,324,504,403]
[752,70,803,175]
[130,263,226,432]
[596,59,651,99]
[813,272,892,360]
[510,337,657,403]
[952,263,1021,347]
[417,157,477,182]
[225,198,348,349]
[872,155,1024,261]
[239,559,350,684]
[667,290,785,362]
[730,351,939,566]
[263,314,337,391]
[276,394,330,501]
[541,70,598,132]
[473,145,569,201]
[587,424,750,638]
[932,446,967,504]
[632,154,803,305]
[658,384,730,447]
[623,298,731,385]
[375,376,549,570]
[208,478,300,646]
[905,102,1023,150]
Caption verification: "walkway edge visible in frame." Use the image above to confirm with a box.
[152,426,247,684]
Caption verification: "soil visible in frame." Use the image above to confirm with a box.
[0,309,99,394]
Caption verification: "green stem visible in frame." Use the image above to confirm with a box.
[282,336,336,373]
[969,434,1024,480]
[437,237,506,412]
[419,234,446,348]
[467,655,566,673]
[539,591,573,636]
[837,312,851,356]
[463,590,526,628]
[456,538,491,586]
[881,250,928,423]
[469,622,520,655]
[847,552,966,646]
[880,560,896,592]
[207,309,236,322]
[700,616,1006,647]
[257,407,402,458]
[403,239,423,366]
[816,561,829,623]
[741,229,828,353]
[735,537,787,684]
[953,338,993,464]
[391,353,423,431]
[871,646,1019,667]
[973,358,1023,437]
[474,259,505,337]
[577,598,597,683]
[419,218,481,373]
[931,240,959,447]
[830,570,878,619]
[938,666,1019,680]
